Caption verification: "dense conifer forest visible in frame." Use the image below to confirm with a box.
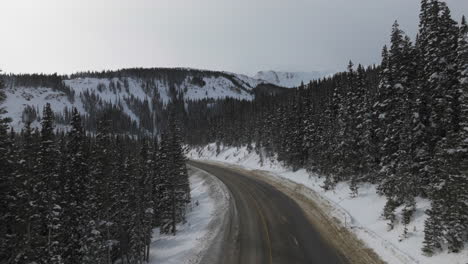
[0,76,190,263]
[186,0,468,254]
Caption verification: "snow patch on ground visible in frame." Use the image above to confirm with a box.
[149,166,229,264]
[187,143,468,264]
[2,86,71,131]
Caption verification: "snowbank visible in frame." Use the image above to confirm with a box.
[149,166,229,264]
[187,143,468,264]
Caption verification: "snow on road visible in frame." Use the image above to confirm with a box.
[149,166,229,264]
[187,143,468,264]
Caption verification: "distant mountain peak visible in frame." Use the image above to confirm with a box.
[253,70,333,88]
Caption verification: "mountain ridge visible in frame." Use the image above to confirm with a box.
[254,70,333,88]
[0,67,327,132]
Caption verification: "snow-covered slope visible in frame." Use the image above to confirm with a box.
[0,69,264,131]
[254,70,332,88]
[0,68,333,131]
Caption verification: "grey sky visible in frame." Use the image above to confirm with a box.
[1,0,467,75]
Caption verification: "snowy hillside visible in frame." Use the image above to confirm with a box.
[0,68,334,132]
[254,70,332,88]
[0,69,264,131]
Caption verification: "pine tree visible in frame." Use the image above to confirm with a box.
[401,197,416,239]
[151,138,164,227]
[422,201,443,255]
[457,16,468,171]
[349,64,373,197]
[418,1,468,253]
[0,95,15,262]
[159,112,190,235]
[62,108,91,263]
[332,62,357,182]
[89,119,113,263]
[141,140,155,261]
[322,82,342,189]
[423,16,468,253]
[12,122,39,263]
[377,21,411,197]
[36,103,64,263]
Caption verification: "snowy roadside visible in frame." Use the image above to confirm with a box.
[187,144,468,264]
[148,165,230,264]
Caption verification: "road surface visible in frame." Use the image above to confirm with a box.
[189,160,348,264]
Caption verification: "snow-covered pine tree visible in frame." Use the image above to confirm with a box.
[36,103,64,263]
[124,153,142,262]
[89,119,113,263]
[168,113,190,226]
[159,111,190,235]
[349,64,373,197]
[303,89,322,173]
[373,46,391,185]
[0,88,15,262]
[157,132,173,235]
[393,35,419,232]
[110,135,131,261]
[322,81,343,189]
[151,137,164,227]
[137,139,154,261]
[408,1,433,199]
[415,2,459,196]
[11,122,39,263]
[458,16,468,171]
[290,88,308,170]
[332,62,357,183]
[424,14,468,254]
[129,149,147,263]
[377,21,409,196]
[62,108,90,263]
[452,15,468,251]
[374,21,420,229]
[421,1,468,254]
[429,2,459,146]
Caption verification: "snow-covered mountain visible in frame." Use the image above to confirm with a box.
[0,68,331,132]
[0,68,266,131]
[0,68,295,132]
[254,70,332,88]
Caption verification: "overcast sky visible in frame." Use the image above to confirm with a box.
[1,0,467,76]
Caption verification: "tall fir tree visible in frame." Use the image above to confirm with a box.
[62,108,90,263]
[0,75,16,262]
[37,103,64,263]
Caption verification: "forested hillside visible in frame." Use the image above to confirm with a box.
[0,77,190,264]
[186,0,468,254]
[0,68,264,134]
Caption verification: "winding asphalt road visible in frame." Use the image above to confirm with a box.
[189,161,348,264]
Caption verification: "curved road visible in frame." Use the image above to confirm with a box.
[189,161,348,264]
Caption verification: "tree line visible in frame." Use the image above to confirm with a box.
[186,0,467,255]
[0,88,190,263]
